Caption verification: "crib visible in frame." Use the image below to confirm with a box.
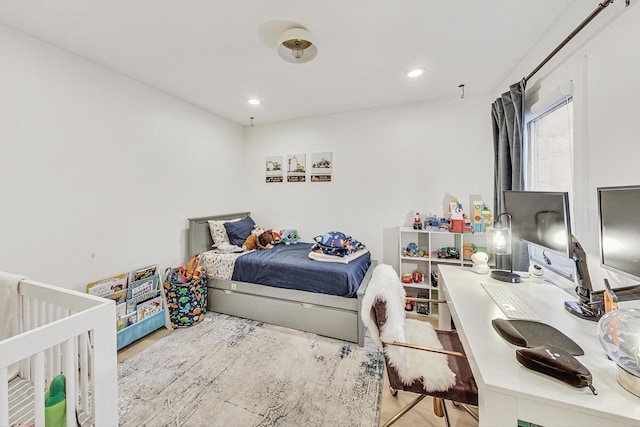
[1,278,118,427]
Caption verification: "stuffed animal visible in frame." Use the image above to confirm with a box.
[256,229,275,249]
[271,230,281,244]
[280,229,300,245]
[242,234,258,251]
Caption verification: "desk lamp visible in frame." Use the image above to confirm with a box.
[598,308,640,398]
[487,213,521,283]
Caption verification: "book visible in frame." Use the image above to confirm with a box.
[123,311,137,327]
[136,296,163,321]
[128,264,159,284]
[116,317,126,331]
[127,275,159,302]
[86,273,128,302]
[116,301,127,318]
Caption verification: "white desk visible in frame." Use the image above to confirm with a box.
[437,265,640,427]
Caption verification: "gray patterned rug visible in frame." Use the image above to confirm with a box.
[118,312,384,426]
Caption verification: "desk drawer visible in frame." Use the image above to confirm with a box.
[518,396,634,427]
[210,288,358,342]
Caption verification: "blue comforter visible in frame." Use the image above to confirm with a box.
[231,243,371,298]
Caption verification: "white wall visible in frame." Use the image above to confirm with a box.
[0,24,245,290]
[243,94,495,269]
[497,1,640,291]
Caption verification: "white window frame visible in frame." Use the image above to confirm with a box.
[524,96,575,281]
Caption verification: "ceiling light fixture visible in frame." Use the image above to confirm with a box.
[407,68,425,78]
[277,27,318,64]
[247,98,261,105]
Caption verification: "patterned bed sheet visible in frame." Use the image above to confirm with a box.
[199,250,245,281]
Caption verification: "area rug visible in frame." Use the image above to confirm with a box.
[118,312,384,426]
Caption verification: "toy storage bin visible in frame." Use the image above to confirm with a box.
[164,271,208,327]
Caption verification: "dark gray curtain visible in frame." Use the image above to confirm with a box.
[491,80,528,271]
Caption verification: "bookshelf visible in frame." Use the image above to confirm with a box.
[86,265,172,350]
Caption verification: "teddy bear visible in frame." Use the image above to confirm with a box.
[280,229,300,245]
[256,229,275,249]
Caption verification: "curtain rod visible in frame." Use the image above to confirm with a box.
[524,0,624,83]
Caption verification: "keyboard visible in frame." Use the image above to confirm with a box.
[481,282,541,321]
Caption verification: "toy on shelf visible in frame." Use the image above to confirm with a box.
[401,273,413,284]
[430,270,439,287]
[437,247,459,259]
[462,243,476,260]
[403,242,429,258]
[463,216,474,233]
[423,215,436,230]
[418,197,492,234]
[412,269,423,283]
[404,242,418,257]
[449,199,465,233]
[405,298,414,311]
[413,212,423,230]
[482,208,493,230]
[473,201,484,233]
[416,292,429,315]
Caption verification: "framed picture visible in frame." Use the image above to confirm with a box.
[311,152,332,182]
[265,155,283,183]
[287,154,306,182]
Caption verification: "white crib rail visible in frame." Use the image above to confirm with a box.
[0,367,6,427]
[0,279,117,427]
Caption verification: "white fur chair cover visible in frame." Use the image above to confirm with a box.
[361,264,456,391]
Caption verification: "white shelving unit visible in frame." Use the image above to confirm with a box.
[399,227,492,318]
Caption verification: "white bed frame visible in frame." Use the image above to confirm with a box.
[1,278,118,427]
[187,213,375,346]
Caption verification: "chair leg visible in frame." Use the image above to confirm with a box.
[441,399,452,427]
[382,394,428,427]
[389,386,398,397]
[455,402,479,422]
[433,397,444,417]
[441,399,479,427]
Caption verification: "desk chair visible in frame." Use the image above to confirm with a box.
[363,265,478,427]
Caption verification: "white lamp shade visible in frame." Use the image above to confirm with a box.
[277,28,318,64]
[487,226,512,255]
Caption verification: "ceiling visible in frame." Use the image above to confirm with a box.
[0,0,584,126]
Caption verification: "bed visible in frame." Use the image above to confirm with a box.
[1,276,118,427]
[187,212,376,346]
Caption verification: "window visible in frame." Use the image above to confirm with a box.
[525,97,575,280]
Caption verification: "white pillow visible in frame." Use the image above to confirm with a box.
[208,217,242,247]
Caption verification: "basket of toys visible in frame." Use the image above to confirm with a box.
[164,256,208,328]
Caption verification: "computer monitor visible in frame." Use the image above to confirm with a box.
[503,191,572,258]
[503,190,603,320]
[598,185,640,280]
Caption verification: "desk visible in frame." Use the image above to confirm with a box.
[437,265,640,427]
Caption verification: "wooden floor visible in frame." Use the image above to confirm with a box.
[118,325,478,427]
[378,368,478,427]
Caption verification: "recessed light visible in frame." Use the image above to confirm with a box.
[406,68,425,78]
[247,98,261,105]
